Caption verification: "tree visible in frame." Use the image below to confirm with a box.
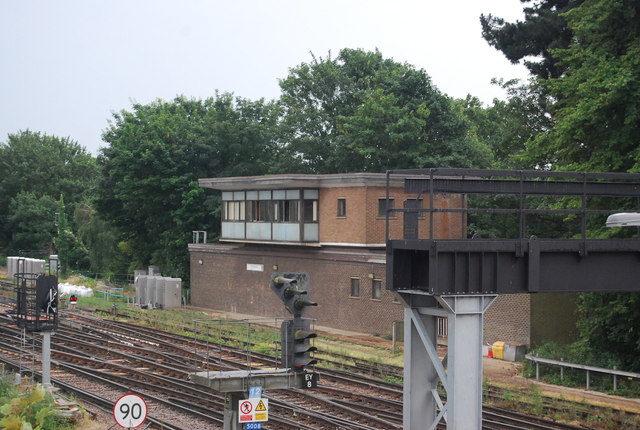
[278,49,492,173]
[531,0,640,172]
[481,0,584,79]
[0,130,97,255]
[96,94,279,281]
[457,79,553,170]
[74,203,128,275]
[7,192,59,255]
[54,196,90,271]
[575,292,640,371]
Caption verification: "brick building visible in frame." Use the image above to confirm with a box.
[189,173,577,345]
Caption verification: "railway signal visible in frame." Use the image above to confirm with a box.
[281,317,318,372]
[270,273,317,317]
[271,272,318,372]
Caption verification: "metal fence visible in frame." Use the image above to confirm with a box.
[526,354,640,391]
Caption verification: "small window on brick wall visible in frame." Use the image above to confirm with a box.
[372,279,382,300]
[378,198,394,217]
[337,198,346,217]
[350,278,360,297]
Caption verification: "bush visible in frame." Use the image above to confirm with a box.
[0,378,73,430]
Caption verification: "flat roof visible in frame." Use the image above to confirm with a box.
[199,173,406,191]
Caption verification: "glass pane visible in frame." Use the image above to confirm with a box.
[350,278,360,297]
[372,279,382,300]
[304,200,318,222]
[337,198,346,217]
[378,198,394,216]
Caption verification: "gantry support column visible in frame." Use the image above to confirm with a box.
[399,293,496,430]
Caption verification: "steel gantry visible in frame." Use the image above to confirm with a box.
[385,168,640,429]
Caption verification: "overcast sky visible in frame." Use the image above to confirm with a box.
[0,1,529,155]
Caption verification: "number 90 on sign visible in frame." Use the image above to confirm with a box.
[113,394,148,428]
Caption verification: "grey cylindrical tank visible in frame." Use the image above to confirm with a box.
[136,275,148,305]
[148,276,161,307]
[7,257,17,279]
[31,259,45,274]
[154,277,166,308]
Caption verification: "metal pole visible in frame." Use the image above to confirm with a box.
[438,295,496,430]
[223,392,242,430]
[399,294,496,430]
[41,331,52,388]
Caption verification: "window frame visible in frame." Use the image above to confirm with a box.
[371,278,382,300]
[378,197,395,218]
[337,198,347,218]
[350,277,360,297]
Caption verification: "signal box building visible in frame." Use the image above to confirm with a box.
[188,173,576,345]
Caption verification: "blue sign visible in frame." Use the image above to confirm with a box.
[248,386,262,399]
[245,423,262,430]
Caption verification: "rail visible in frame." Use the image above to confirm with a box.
[526,354,640,391]
[96,284,124,299]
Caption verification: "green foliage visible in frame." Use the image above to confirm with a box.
[96,95,279,282]
[481,0,583,79]
[7,193,59,254]
[0,380,71,430]
[525,341,640,396]
[0,130,97,254]
[575,292,640,371]
[278,48,492,173]
[532,0,640,172]
[74,203,128,275]
[459,80,554,170]
[54,197,90,272]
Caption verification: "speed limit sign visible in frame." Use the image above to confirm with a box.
[113,393,148,428]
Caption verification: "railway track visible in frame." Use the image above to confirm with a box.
[0,307,601,429]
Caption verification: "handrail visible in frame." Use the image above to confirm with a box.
[96,284,124,298]
[525,354,640,391]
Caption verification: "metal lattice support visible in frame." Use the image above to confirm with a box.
[399,293,496,430]
[14,273,58,332]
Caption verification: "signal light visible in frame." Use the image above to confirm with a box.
[271,273,317,317]
[281,318,317,372]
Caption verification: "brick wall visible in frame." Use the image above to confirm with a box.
[318,186,466,245]
[190,245,403,336]
[319,187,368,244]
[483,294,531,345]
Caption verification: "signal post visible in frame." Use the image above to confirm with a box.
[190,272,319,430]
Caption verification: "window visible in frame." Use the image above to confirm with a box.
[378,198,395,217]
[246,200,274,222]
[350,278,360,297]
[372,279,382,300]
[304,199,318,222]
[337,198,346,217]
[274,200,300,222]
[223,201,245,221]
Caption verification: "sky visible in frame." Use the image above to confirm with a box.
[0,1,530,155]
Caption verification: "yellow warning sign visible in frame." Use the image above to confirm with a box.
[256,400,267,411]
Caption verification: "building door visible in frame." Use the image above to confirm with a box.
[403,199,419,239]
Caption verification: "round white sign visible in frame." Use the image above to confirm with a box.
[113,393,148,428]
